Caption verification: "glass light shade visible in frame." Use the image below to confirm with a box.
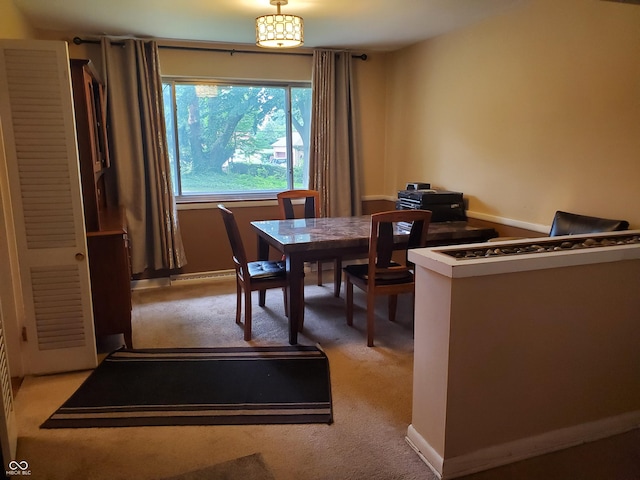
[256,13,304,48]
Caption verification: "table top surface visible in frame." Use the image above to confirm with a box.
[251,216,495,252]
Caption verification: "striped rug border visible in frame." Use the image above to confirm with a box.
[41,345,333,428]
[106,345,327,362]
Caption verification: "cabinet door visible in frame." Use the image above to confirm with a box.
[0,40,97,374]
[74,61,110,174]
[88,230,132,346]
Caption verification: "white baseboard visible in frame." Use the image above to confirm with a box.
[361,197,550,234]
[407,410,640,479]
[466,210,549,234]
[130,277,171,290]
[131,266,325,291]
[131,270,235,290]
[406,425,444,478]
[362,194,396,202]
[170,270,235,284]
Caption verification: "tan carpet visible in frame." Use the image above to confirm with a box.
[13,275,640,479]
[14,277,433,480]
[160,453,275,480]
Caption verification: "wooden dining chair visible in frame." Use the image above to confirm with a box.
[277,189,342,297]
[218,204,289,341]
[344,209,432,347]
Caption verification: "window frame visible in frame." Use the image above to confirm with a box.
[162,77,312,203]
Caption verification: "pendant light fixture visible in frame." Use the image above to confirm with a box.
[256,0,304,48]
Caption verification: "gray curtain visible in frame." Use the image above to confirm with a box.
[309,49,362,218]
[101,38,187,274]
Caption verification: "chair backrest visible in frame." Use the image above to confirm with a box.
[277,189,320,220]
[369,210,432,272]
[549,210,629,237]
[218,204,248,270]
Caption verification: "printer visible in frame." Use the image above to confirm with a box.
[396,184,466,222]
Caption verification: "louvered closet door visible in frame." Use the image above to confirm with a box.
[0,299,17,464]
[0,40,97,374]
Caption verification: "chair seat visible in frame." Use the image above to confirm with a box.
[219,204,290,342]
[343,209,432,346]
[248,260,286,279]
[344,262,413,285]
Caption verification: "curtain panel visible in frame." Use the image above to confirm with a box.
[309,49,362,218]
[101,38,187,274]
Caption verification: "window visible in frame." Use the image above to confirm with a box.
[162,80,311,200]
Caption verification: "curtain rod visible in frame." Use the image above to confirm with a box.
[72,37,367,61]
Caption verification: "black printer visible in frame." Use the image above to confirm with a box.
[396,186,466,222]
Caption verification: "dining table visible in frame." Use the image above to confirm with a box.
[251,215,497,344]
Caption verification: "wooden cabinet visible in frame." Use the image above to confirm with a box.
[70,59,110,232]
[87,209,132,348]
[70,59,133,348]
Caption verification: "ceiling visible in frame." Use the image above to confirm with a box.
[14,0,526,52]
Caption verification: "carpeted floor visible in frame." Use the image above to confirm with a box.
[14,276,433,480]
[12,275,640,479]
[159,453,275,480]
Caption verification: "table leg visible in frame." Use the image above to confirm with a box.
[256,236,270,305]
[286,253,305,345]
[257,235,270,261]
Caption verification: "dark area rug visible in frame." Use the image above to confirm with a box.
[158,453,276,480]
[41,345,333,428]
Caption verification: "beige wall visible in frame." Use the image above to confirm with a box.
[386,0,640,229]
[0,0,34,39]
[159,42,312,81]
[7,0,640,273]
[410,242,640,476]
[353,52,389,197]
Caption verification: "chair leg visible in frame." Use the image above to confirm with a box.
[317,261,323,286]
[333,258,342,297]
[235,281,242,325]
[346,278,354,326]
[298,286,305,332]
[258,289,266,307]
[367,291,376,347]
[388,294,398,322]
[282,287,289,318]
[244,289,252,341]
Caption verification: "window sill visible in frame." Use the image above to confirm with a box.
[176,194,279,210]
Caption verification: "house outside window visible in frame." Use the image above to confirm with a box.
[162,80,311,201]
